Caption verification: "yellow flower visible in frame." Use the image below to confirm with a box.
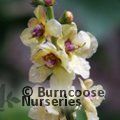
[29,42,75,89]
[20,5,62,48]
[56,23,98,79]
[57,23,98,59]
[79,79,105,120]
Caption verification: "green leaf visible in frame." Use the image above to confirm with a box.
[8,101,13,108]
[76,107,87,120]
[11,97,21,103]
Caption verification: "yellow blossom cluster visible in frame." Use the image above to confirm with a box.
[20,2,105,120]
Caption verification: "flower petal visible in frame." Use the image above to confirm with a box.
[29,64,52,83]
[86,111,99,120]
[57,50,71,72]
[80,80,97,113]
[75,31,98,58]
[20,28,38,47]
[86,32,98,58]
[46,19,62,37]
[57,38,65,50]
[62,22,77,40]
[60,116,67,120]
[46,106,59,115]
[69,55,90,79]
[29,106,59,120]
[28,17,39,28]
[39,41,57,50]
[34,5,46,25]
[78,31,91,49]
[29,107,43,120]
[50,66,75,90]
[81,97,96,113]
[90,85,105,107]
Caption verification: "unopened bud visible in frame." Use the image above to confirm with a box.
[65,11,74,23]
[59,11,74,24]
[45,0,56,6]
[84,79,94,89]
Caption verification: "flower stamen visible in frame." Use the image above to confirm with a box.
[32,24,45,38]
[65,40,75,53]
[43,53,61,68]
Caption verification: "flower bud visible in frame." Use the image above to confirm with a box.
[45,0,56,6]
[65,11,74,23]
[84,79,94,89]
[59,11,74,24]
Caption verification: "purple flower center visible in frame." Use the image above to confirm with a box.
[65,40,75,52]
[32,24,45,38]
[43,53,60,68]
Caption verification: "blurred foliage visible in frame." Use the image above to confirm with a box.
[0,104,31,120]
[0,105,120,120]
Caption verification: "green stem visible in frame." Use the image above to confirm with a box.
[51,37,57,46]
[65,111,74,120]
[46,6,55,20]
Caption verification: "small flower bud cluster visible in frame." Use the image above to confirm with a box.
[59,11,74,24]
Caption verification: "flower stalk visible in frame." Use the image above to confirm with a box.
[46,6,55,19]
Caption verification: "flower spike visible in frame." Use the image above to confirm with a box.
[20,1,105,120]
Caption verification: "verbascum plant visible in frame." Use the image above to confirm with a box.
[20,0,105,120]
